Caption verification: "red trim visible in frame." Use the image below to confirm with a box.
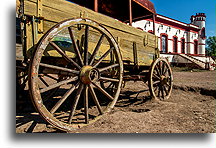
[173,36,178,53]
[199,43,205,45]
[160,33,168,53]
[148,30,153,34]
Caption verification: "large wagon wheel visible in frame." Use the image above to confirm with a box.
[28,18,123,132]
[148,58,173,100]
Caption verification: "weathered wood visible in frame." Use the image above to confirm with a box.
[23,0,158,66]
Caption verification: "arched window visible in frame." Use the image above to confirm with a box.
[161,34,168,53]
[181,38,185,54]
[173,36,178,53]
[194,40,198,54]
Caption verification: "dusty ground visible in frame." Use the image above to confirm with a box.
[173,71,215,90]
[16,70,216,133]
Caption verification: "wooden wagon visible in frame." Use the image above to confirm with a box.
[16,0,173,132]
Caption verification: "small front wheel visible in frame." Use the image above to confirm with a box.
[148,58,173,100]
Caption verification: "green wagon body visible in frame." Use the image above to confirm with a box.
[22,0,159,67]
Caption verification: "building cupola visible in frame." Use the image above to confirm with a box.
[190,13,206,55]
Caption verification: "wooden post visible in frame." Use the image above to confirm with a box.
[37,0,43,39]
[129,0,132,26]
[94,0,98,12]
[153,14,156,34]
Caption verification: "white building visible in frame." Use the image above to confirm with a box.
[133,13,215,70]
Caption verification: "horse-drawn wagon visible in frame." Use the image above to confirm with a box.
[16,0,173,132]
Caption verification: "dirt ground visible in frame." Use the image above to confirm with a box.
[16,70,216,133]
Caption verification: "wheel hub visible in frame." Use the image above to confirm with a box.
[80,66,100,84]
[160,75,167,85]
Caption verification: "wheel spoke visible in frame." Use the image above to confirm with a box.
[155,65,161,76]
[107,83,114,89]
[100,77,119,82]
[158,61,162,75]
[163,86,169,96]
[84,25,89,65]
[162,62,165,75]
[102,82,114,90]
[88,84,103,115]
[153,73,160,80]
[84,85,89,124]
[153,80,160,86]
[89,34,105,65]
[92,82,114,101]
[98,64,119,72]
[93,47,114,68]
[49,41,81,69]
[157,85,161,97]
[165,82,171,87]
[154,85,158,92]
[40,76,78,93]
[163,66,168,75]
[50,82,80,114]
[161,86,165,99]
[68,27,84,66]
[39,63,79,75]
[38,75,49,87]
[76,40,82,55]
[68,83,84,124]
[44,74,58,81]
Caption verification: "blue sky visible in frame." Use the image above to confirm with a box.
[151,0,215,37]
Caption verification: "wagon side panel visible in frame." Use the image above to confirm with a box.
[23,0,158,66]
